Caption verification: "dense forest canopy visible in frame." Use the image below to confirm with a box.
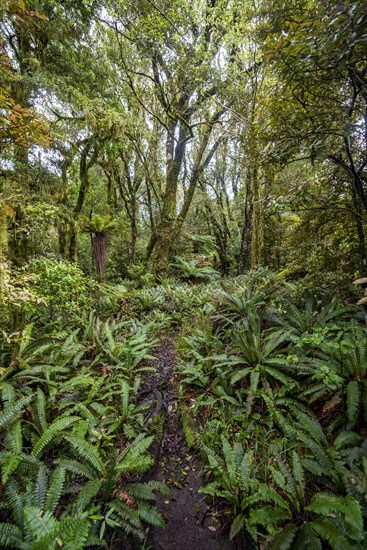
[1,0,366,281]
[1,1,367,549]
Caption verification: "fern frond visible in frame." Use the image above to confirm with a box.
[44,467,66,514]
[307,493,363,532]
[124,481,170,501]
[221,436,236,483]
[248,505,291,531]
[137,501,165,528]
[229,514,245,540]
[346,380,360,426]
[55,458,95,480]
[34,465,48,510]
[74,479,102,512]
[6,421,23,454]
[0,523,23,549]
[31,416,81,458]
[23,505,56,539]
[5,479,24,526]
[1,453,22,484]
[270,524,298,550]
[0,394,33,431]
[257,484,290,510]
[118,436,154,474]
[64,435,105,474]
[0,382,16,404]
[35,388,47,433]
[310,518,349,549]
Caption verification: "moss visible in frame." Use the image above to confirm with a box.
[182,413,196,448]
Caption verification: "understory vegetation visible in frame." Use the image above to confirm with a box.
[1,0,367,548]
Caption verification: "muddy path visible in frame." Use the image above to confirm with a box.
[144,338,234,550]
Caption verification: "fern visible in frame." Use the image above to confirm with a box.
[44,467,66,514]
[5,479,24,527]
[55,458,95,480]
[306,493,363,533]
[23,505,57,540]
[346,380,360,426]
[31,415,81,458]
[64,435,106,474]
[138,501,165,528]
[34,465,48,510]
[0,523,23,549]
[310,519,349,549]
[73,479,102,513]
[270,524,298,550]
[229,514,245,540]
[0,394,33,431]
[1,453,22,484]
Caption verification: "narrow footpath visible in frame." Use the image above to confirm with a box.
[145,339,234,550]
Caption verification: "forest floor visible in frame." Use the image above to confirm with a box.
[144,339,234,550]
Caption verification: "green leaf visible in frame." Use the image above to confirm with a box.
[230,514,245,540]
[0,395,33,431]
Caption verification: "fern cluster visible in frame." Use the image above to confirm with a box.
[0,317,166,548]
[179,282,367,548]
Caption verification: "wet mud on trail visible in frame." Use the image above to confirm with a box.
[143,338,234,550]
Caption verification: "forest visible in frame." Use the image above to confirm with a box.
[1,0,367,548]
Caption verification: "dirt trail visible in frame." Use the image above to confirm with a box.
[146,339,234,550]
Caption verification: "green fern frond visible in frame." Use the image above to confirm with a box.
[306,493,363,532]
[5,479,24,527]
[74,479,102,512]
[64,435,105,474]
[35,388,47,433]
[295,523,322,549]
[346,380,360,427]
[0,394,33,431]
[32,416,81,458]
[118,436,154,474]
[44,467,66,514]
[310,518,349,549]
[34,465,48,510]
[248,505,291,531]
[138,501,165,528]
[1,453,22,484]
[229,514,245,540]
[55,458,95,480]
[23,505,56,540]
[0,523,23,549]
[110,500,141,529]
[125,481,170,501]
[270,524,298,550]
[257,484,290,510]
[0,382,16,404]
[291,450,304,499]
